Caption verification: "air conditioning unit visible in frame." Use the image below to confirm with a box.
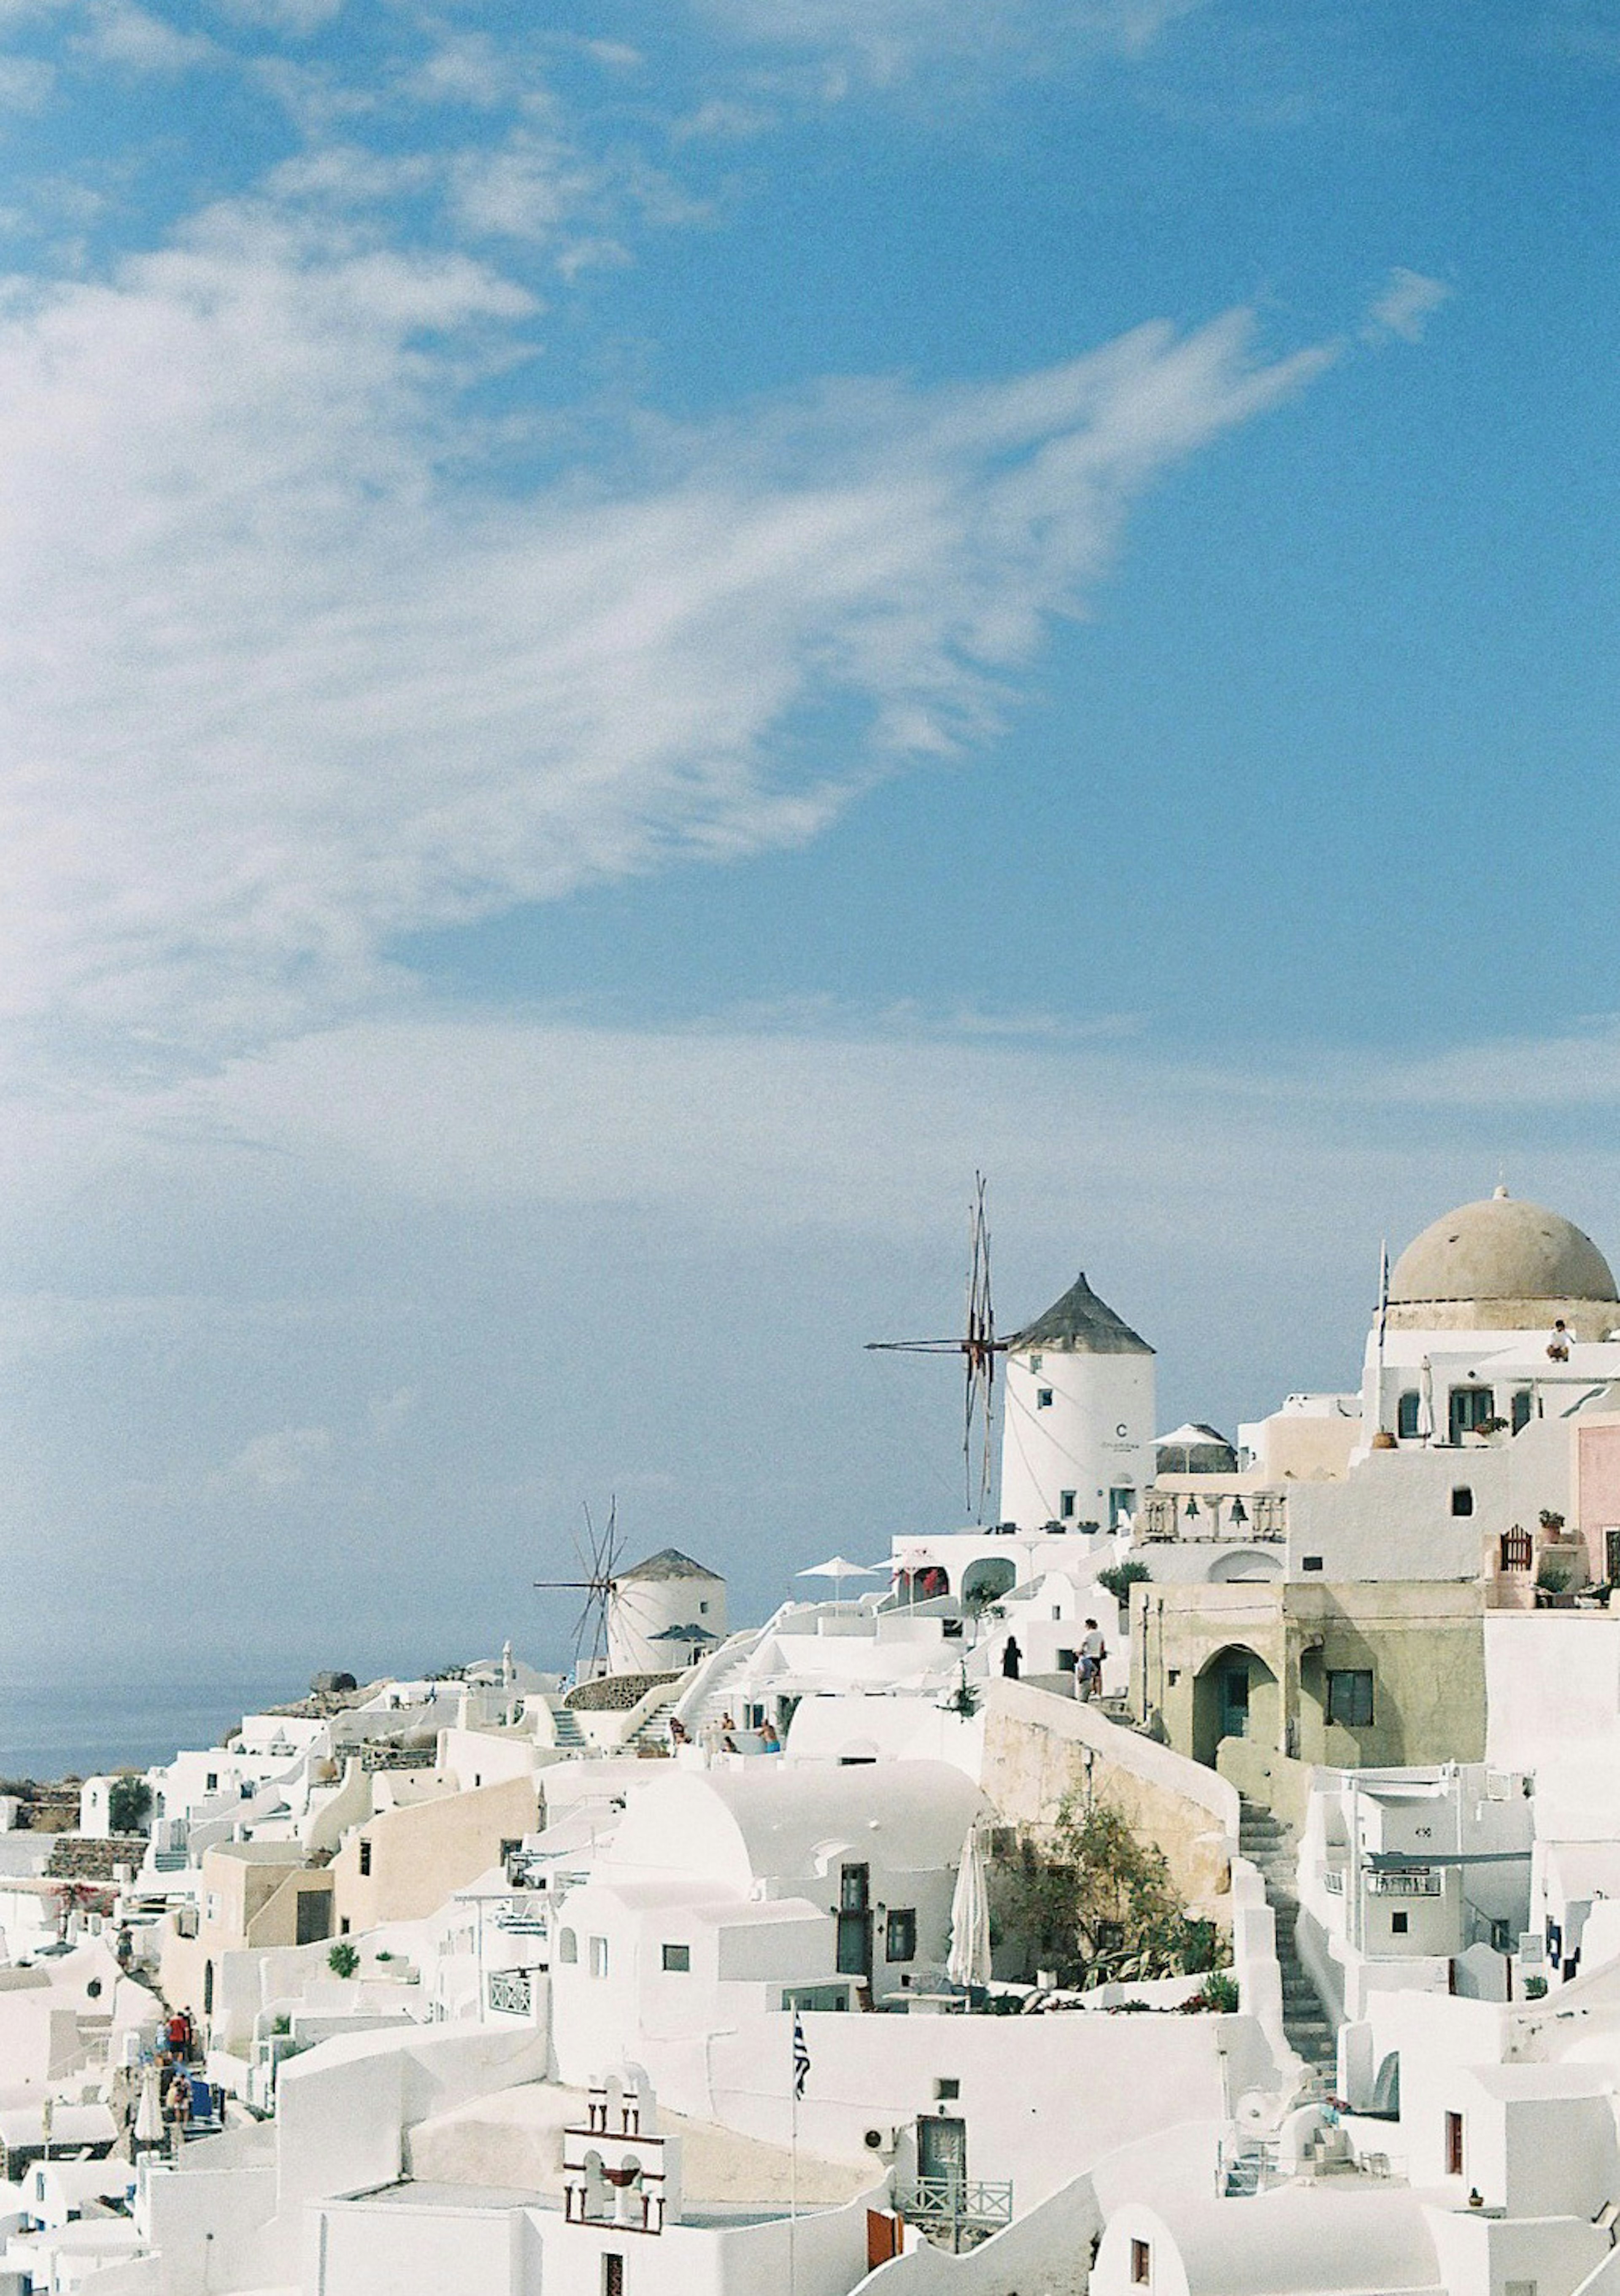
[863,2126,900,2156]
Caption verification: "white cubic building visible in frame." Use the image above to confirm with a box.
[998,1271,1156,1534]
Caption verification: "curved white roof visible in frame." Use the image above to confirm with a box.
[1115,2190,1440,2296]
[605,1760,985,1893]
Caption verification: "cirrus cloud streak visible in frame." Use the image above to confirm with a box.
[0,205,1331,1053]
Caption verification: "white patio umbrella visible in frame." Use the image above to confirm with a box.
[946,1821,993,1991]
[796,1555,884,1602]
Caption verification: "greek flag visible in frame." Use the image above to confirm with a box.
[792,2013,810,2101]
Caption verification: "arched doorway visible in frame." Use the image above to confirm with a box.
[961,1557,1017,1608]
[1192,1643,1279,1767]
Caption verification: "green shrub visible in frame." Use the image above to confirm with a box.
[1194,1970,1240,2013]
[1097,1560,1150,1606]
[1523,1974,1548,2000]
[327,1942,360,1978]
[107,1776,152,1835]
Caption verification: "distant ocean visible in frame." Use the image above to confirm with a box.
[0,1678,302,1782]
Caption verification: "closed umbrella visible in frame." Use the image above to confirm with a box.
[134,2067,163,2149]
[946,1821,992,1991]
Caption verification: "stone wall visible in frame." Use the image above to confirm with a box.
[978,1680,1234,1918]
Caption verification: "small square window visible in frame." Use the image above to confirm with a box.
[1452,1486,1474,1518]
[1391,1910,1409,1935]
[1037,1387,1054,1410]
[661,1943,691,1972]
[1029,1354,1043,1374]
[1326,1669,1374,1728]
[934,2077,960,2102]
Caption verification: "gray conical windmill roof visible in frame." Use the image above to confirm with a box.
[1005,1272,1153,1357]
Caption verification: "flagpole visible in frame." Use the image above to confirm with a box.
[789,2011,810,2296]
[789,2028,799,2296]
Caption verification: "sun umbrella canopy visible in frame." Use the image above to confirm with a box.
[797,1556,883,1579]
[946,1821,992,1990]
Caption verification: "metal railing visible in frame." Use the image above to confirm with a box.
[901,2179,1013,2248]
[1365,1868,1442,1897]
[1218,2137,1281,2197]
[487,1967,535,2016]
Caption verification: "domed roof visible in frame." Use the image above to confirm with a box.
[1389,1188,1618,1308]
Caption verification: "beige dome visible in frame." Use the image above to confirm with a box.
[1387,1188,1619,1333]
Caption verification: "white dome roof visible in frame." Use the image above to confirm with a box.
[1389,1188,1617,1308]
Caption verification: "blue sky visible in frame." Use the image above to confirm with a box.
[2,0,1619,1713]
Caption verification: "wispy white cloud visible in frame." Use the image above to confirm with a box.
[230,1422,333,1490]
[1363,266,1452,344]
[687,0,1204,82]
[0,50,53,104]
[78,0,220,70]
[209,0,341,35]
[0,210,1329,1056]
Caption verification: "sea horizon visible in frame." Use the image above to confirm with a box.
[0,1674,321,1784]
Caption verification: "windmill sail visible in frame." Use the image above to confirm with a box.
[867,1173,1002,1517]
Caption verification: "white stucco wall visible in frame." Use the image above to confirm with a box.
[999,1350,1155,1535]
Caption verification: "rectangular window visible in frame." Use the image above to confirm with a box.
[602,2254,624,2296]
[1302,1555,1324,1573]
[1029,1354,1042,1374]
[1512,1388,1533,1434]
[661,1943,691,1972]
[1060,1491,1076,1519]
[1452,1486,1474,1518]
[559,1929,577,1964]
[1326,1670,1374,1728]
[589,1936,609,1979]
[1396,1389,1421,1440]
[358,1839,372,1877]
[1036,1387,1054,1409]
[1391,1910,1409,1935]
[1131,2237,1151,2286]
[205,1773,218,1793]
[934,2077,959,2101]
[840,1863,870,1912]
[886,1909,917,1962]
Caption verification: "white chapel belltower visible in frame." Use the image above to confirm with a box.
[998,1273,1156,1533]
